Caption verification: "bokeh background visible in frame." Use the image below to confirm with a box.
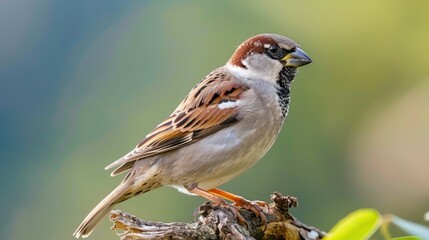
[1,1,428,239]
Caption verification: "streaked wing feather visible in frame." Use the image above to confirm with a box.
[106,68,248,175]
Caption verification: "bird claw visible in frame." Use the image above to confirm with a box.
[248,200,270,209]
[221,204,249,228]
[232,198,269,231]
[191,187,268,231]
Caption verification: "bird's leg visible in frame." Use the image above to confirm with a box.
[189,187,226,206]
[189,187,247,226]
[208,188,268,230]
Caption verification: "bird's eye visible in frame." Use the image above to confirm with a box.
[266,45,286,60]
[268,45,279,54]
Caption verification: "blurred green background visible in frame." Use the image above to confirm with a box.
[1,1,428,239]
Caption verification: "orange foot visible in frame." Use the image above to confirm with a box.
[190,187,268,231]
[209,188,268,231]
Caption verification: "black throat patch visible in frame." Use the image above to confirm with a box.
[276,66,297,119]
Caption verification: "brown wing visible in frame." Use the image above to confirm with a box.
[106,68,249,176]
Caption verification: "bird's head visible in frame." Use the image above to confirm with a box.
[227,34,312,84]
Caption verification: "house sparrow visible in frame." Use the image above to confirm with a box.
[73,33,312,238]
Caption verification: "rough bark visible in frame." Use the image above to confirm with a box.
[109,192,326,240]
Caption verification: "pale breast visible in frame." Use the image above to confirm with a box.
[159,80,287,192]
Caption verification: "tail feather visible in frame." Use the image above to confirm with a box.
[73,184,129,238]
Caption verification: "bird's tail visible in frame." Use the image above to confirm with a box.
[73,183,129,238]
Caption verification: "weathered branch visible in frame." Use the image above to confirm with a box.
[110,192,326,240]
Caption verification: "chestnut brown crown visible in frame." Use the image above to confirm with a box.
[228,34,311,69]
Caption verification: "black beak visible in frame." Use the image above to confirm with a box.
[283,47,312,67]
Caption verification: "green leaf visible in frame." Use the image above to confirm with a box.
[324,208,381,240]
[392,215,429,239]
[392,236,422,240]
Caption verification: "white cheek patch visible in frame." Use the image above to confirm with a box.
[218,100,238,109]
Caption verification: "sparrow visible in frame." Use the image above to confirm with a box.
[73,33,312,238]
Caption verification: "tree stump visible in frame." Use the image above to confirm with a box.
[109,192,326,240]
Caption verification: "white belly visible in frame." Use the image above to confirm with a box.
[164,112,282,193]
